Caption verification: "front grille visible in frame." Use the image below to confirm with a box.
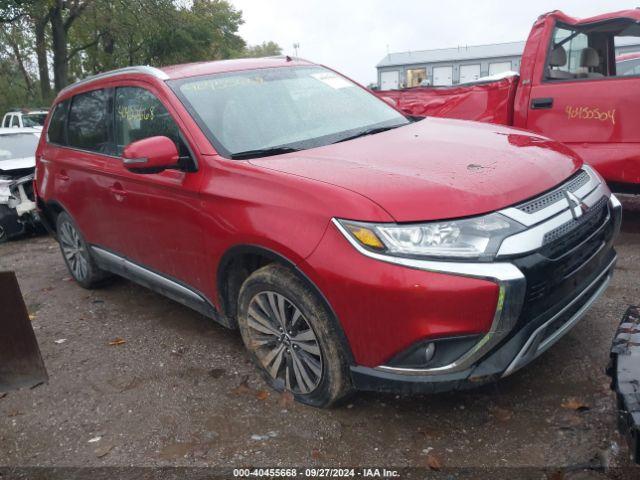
[515,204,617,324]
[541,196,609,258]
[523,208,611,309]
[516,170,590,214]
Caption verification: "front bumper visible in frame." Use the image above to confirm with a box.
[0,173,38,240]
[351,253,616,393]
[347,167,623,393]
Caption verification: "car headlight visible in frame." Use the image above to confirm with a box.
[337,213,525,261]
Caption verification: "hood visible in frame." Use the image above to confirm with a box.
[249,118,581,222]
[0,156,36,174]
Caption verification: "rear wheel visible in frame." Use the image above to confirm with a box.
[56,211,111,289]
[237,264,353,408]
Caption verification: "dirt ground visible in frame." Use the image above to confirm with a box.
[1,197,639,477]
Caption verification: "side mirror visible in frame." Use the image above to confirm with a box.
[122,136,180,173]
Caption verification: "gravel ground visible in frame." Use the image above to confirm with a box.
[0,197,639,476]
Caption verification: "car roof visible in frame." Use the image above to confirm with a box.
[58,57,317,99]
[0,127,41,135]
[159,56,315,79]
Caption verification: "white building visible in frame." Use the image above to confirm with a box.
[376,38,640,89]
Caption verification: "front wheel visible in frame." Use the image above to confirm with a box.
[237,264,353,408]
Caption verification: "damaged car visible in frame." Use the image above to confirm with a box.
[36,59,621,407]
[0,128,40,242]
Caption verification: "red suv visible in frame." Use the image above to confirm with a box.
[35,58,622,407]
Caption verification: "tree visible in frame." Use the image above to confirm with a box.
[49,0,93,90]
[242,41,282,58]
[0,0,281,109]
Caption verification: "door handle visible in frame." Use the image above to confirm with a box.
[109,184,127,199]
[531,97,554,109]
[55,171,69,181]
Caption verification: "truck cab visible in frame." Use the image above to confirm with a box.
[1,110,49,130]
[515,10,640,193]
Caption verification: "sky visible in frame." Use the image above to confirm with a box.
[231,0,634,85]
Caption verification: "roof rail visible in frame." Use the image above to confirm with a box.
[59,66,169,96]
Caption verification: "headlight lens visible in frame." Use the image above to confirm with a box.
[338,213,524,261]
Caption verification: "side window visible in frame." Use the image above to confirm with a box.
[547,27,589,80]
[2,115,8,128]
[114,87,188,157]
[67,89,111,153]
[47,101,68,145]
[616,57,640,76]
[11,115,19,128]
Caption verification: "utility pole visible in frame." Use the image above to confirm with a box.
[293,43,300,58]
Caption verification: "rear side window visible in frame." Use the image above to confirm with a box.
[47,101,68,145]
[114,87,185,156]
[67,89,111,153]
[11,115,19,127]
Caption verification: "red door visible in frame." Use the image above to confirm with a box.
[524,22,640,187]
[104,83,209,291]
[41,89,119,249]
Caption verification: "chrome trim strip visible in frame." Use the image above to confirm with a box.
[610,194,623,238]
[122,157,148,165]
[91,246,205,305]
[59,66,169,96]
[332,218,526,375]
[502,256,616,377]
[497,180,610,257]
[610,193,622,210]
[91,247,121,265]
[501,167,600,227]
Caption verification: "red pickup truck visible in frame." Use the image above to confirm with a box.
[376,10,640,193]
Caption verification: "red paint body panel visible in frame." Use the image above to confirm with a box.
[376,76,518,125]
[250,118,581,222]
[303,224,499,366]
[378,9,640,188]
[35,57,583,368]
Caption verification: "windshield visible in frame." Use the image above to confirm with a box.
[0,133,39,161]
[170,66,409,158]
[22,113,47,127]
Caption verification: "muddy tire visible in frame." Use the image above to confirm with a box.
[56,211,112,289]
[237,264,353,408]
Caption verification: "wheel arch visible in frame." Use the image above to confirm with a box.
[216,244,355,364]
[37,198,68,237]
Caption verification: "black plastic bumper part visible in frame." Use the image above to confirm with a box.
[608,305,640,464]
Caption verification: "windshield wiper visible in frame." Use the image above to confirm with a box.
[333,125,403,144]
[230,146,301,160]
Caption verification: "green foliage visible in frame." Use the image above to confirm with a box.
[0,0,280,112]
[242,41,282,58]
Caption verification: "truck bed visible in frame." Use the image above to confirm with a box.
[375,75,519,126]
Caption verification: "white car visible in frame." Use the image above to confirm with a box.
[0,128,40,242]
[2,110,48,130]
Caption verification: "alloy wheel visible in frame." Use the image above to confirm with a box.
[246,291,323,394]
[59,221,89,281]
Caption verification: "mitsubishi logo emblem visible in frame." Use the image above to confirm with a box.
[564,190,587,219]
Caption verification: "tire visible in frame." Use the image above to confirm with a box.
[56,211,111,289]
[237,264,353,408]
